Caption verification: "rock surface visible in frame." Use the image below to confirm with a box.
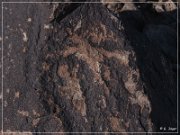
[0,0,178,134]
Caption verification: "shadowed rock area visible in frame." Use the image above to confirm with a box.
[1,0,178,134]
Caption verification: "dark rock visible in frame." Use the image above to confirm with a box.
[1,0,178,134]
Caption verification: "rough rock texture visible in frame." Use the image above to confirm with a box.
[1,0,178,134]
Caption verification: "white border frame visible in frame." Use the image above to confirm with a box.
[1,1,179,134]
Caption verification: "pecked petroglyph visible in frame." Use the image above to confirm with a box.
[56,21,152,119]
[53,22,152,132]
